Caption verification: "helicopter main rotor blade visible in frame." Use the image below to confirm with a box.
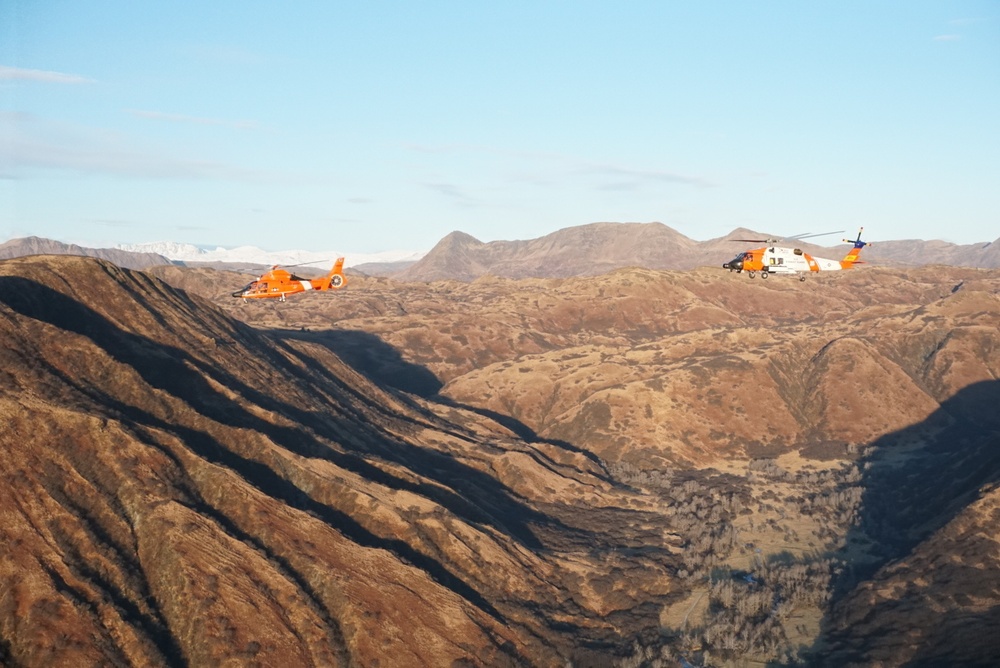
[275,259,332,269]
[788,230,844,240]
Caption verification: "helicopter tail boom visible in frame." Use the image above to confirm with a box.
[312,257,347,290]
[839,228,869,268]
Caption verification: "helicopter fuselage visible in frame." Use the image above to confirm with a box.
[723,229,868,280]
[232,259,347,301]
[723,246,844,277]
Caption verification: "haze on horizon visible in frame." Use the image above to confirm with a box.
[2,1,998,254]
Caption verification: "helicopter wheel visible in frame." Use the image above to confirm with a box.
[760,271,768,279]
[748,271,756,279]
[799,275,806,282]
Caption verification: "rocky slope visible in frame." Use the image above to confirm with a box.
[0,255,685,667]
[5,254,1000,665]
[190,261,1000,664]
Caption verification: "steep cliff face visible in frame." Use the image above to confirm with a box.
[0,256,679,667]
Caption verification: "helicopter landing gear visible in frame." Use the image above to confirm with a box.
[748,270,756,278]
[799,275,807,282]
[760,270,768,279]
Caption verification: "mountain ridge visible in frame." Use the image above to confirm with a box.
[6,223,997,281]
[0,236,170,269]
[397,222,1000,281]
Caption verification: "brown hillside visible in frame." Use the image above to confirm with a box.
[185,261,1000,664]
[6,255,1000,665]
[816,379,1000,666]
[206,265,999,468]
[0,255,686,666]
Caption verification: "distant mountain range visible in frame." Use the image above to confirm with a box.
[115,241,425,269]
[394,222,1000,281]
[0,236,170,270]
[4,223,997,279]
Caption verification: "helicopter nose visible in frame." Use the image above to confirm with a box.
[726,260,743,271]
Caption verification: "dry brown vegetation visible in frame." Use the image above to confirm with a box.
[3,255,1000,665]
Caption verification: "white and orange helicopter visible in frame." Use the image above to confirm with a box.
[232,258,347,301]
[723,228,870,281]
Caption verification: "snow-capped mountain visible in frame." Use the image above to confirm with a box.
[116,242,425,268]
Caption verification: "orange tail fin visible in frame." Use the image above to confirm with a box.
[326,257,346,289]
[840,228,869,269]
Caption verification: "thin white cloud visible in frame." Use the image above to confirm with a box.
[5,139,264,180]
[0,113,267,181]
[0,65,94,84]
[401,141,713,193]
[582,163,715,190]
[933,34,961,42]
[89,219,141,228]
[126,109,258,130]
[422,182,480,207]
[949,17,987,26]
[402,140,567,163]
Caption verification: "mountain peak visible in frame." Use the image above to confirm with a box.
[438,230,483,245]
[398,222,702,281]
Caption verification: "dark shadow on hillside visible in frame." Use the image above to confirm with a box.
[272,327,620,486]
[808,379,1000,666]
[0,276,572,620]
[436,397,615,482]
[273,328,443,396]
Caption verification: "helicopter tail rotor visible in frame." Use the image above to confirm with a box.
[842,227,870,249]
[839,228,871,267]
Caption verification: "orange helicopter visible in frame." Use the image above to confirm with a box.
[723,228,870,281]
[232,257,347,301]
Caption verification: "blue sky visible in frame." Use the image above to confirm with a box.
[2,1,998,253]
